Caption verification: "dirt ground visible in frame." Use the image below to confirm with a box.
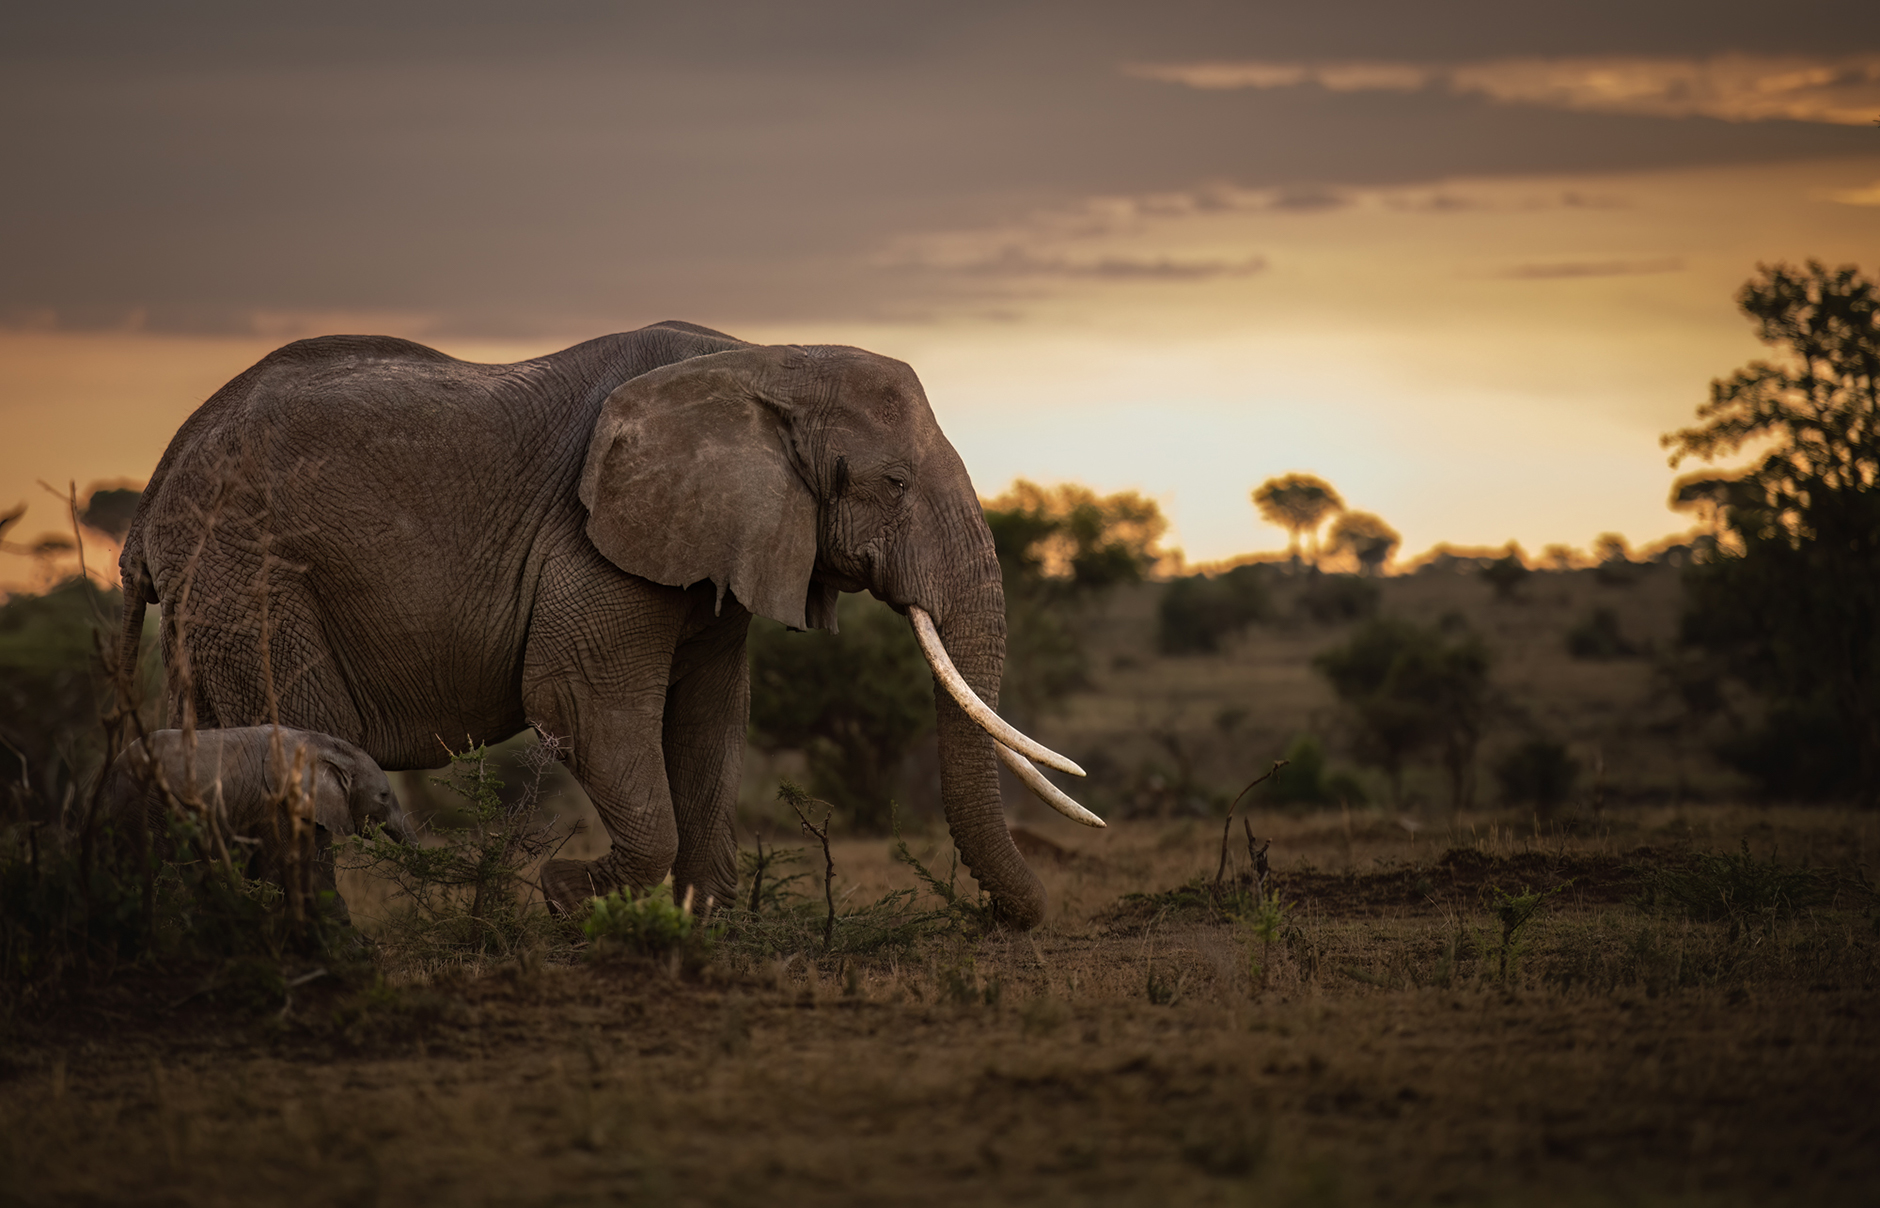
[3,804,1876,1208]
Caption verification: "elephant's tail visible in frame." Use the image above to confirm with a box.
[113,557,155,713]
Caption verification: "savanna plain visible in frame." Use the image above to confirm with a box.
[4,566,1878,1208]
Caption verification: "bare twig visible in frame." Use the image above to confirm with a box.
[1243,818,1270,901]
[1213,760,1287,903]
[781,782,836,952]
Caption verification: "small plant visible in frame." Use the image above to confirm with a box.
[890,811,995,934]
[347,741,571,959]
[1144,963,1180,1006]
[583,883,701,959]
[712,802,949,964]
[938,954,1002,1008]
[1242,889,1291,992]
[1641,840,1834,938]
[738,838,808,914]
[1489,882,1569,980]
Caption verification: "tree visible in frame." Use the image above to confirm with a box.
[746,592,933,831]
[1479,544,1530,601]
[982,480,1166,725]
[1252,473,1344,566]
[1313,618,1492,807]
[79,486,142,543]
[1157,564,1272,654]
[746,480,1168,826]
[1663,260,1880,805]
[0,579,133,824]
[1326,510,1400,576]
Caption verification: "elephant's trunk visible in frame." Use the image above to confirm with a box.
[928,582,1048,929]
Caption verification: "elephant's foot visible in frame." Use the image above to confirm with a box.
[541,857,608,915]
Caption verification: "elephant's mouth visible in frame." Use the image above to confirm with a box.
[907,606,1104,829]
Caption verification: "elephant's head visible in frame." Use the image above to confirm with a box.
[308,735,411,844]
[579,344,1099,928]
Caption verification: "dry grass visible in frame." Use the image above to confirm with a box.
[4,803,1876,1207]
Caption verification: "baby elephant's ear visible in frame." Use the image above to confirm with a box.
[311,760,355,836]
[580,348,824,630]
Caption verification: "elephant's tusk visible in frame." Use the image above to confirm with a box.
[997,743,1106,828]
[907,605,1086,777]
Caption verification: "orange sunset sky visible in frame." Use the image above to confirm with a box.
[3,2,1877,587]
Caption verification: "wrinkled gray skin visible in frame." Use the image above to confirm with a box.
[105,726,410,923]
[117,322,1048,926]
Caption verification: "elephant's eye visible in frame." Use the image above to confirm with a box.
[887,475,907,496]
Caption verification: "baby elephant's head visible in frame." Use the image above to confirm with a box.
[315,737,413,844]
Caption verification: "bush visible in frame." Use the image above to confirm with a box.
[1295,574,1379,624]
[1264,736,1367,806]
[1494,739,1580,809]
[746,593,933,832]
[583,883,700,958]
[1480,551,1531,601]
[346,742,568,959]
[1565,608,1638,659]
[1640,841,1836,938]
[1158,565,1272,654]
[1314,618,1492,806]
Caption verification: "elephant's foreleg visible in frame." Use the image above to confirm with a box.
[663,609,752,913]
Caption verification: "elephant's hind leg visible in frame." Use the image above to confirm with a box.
[524,570,689,913]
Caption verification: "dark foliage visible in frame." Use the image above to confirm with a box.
[744,483,1166,828]
[0,579,133,825]
[1665,262,1880,805]
[984,481,1165,726]
[1157,564,1272,654]
[78,487,142,542]
[1494,739,1581,809]
[1639,840,1839,938]
[746,593,932,831]
[1480,550,1531,601]
[1314,618,1492,806]
[1565,608,1639,660]
[1295,573,1380,624]
[1263,735,1367,806]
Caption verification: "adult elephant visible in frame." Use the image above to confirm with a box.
[116,321,1097,928]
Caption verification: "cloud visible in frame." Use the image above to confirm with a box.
[1825,181,1880,205]
[1497,257,1685,280]
[890,247,1267,281]
[1125,54,1880,126]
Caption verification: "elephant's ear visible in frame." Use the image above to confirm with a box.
[580,349,825,630]
[311,760,355,836]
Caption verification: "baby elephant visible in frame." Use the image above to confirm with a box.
[106,726,411,924]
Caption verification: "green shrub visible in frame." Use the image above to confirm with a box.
[1264,736,1367,806]
[583,883,699,957]
[1641,841,1835,937]
[1565,608,1638,659]
[1494,739,1581,809]
[1158,565,1272,654]
[346,742,567,960]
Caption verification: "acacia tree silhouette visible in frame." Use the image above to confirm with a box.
[1252,474,1344,567]
[1327,510,1400,576]
[1664,260,1880,805]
